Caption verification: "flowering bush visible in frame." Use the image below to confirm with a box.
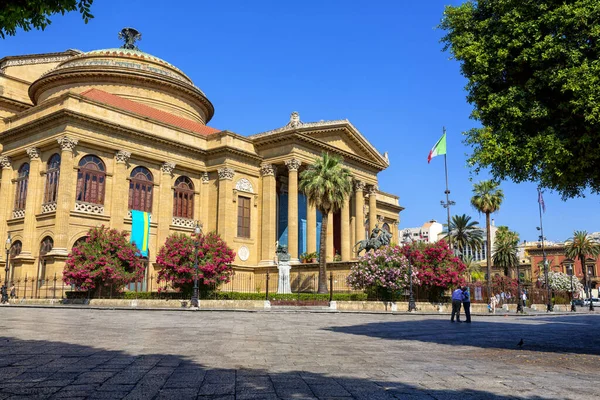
[347,245,417,293]
[402,240,466,289]
[156,232,235,293]
[538,271,584,293]
[63,226,145,292]
[491,275,518,295]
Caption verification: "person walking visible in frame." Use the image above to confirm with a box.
[462,286,471,323]
[490,293,498,314]
[9,284,16,300]
[451,286,463,322]
[521,290,527,308]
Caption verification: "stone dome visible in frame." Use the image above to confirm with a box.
[29,48,214,124]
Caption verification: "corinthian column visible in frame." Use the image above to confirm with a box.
[354,181,365,243]
[341,194,351,261]
[260,164,276,265]
[52,136,78,255]
[21,147,42,258]
[157,161,175,249]
[368,185,378,234]
[285,158,301,263]
[217,167,234,245]
[111,150,131,231]
[0,156,13,260]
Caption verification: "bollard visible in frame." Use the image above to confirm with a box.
[329,272,333,303]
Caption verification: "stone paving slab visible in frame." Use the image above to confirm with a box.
[0,308,598,399]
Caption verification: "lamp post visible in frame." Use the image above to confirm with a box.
[3,234,11,303]
[403,229,416,312]
[516,261,523,313]
[568,264,576,312]
[537,226,553,312]
[190,222,202,308]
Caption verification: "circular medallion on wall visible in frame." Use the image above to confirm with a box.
[238,245,250,261]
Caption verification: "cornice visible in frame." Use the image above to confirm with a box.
[206,146,263,163]
[0,50,81,70]
[0,96,31,112]
[29,67,214,122]
[376,199,404,213]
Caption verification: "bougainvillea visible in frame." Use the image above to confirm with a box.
[402,240,466,290]
[63,226,145,292]
[156,231,235,292]
[538,271,584,293]
[347,245,418,292]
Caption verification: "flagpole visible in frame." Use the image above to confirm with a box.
[440,127,455,251]
[538,187,552,312]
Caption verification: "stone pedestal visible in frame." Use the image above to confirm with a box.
[277,262,292,294]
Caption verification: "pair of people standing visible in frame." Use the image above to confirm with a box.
[450,286,471,323]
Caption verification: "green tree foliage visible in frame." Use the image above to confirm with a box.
[565,230,600,297]
[463,255,484,282]
[440,0,600,198]
[444,214,483,256]
[471,180,504,300]
[493,226,520,276]
[0,0,94,38]
[299,153,352,293]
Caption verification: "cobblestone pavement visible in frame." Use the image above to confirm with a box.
[0,308,598,400]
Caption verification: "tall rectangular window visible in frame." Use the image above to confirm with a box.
[237,196,251,238]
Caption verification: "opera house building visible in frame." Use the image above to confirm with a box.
[0,38,402,291]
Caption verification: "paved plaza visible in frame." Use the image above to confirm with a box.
[0,308,598,399]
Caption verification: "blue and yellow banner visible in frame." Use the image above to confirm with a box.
[131,210,150,257]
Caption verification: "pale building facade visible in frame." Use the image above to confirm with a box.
[403,220,443,244]
[0,43,402,289]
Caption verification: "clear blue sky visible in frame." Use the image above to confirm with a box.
[2,0,599,242]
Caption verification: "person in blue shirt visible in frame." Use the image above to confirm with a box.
[462,286,471,323]
[451,287,463,322]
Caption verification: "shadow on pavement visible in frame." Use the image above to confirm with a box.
[325,315,600,356]
[0,336,560,399]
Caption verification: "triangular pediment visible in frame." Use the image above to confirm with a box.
[299,122,388,168]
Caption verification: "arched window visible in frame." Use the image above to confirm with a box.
[173,176,194,219]
[73,236,88,249]
[9,240,22,259]
[39,237,54,280]
[44,154,61,204]
[14,163,29,210]
[128,166,153,212]
[382,222,391,233]
[76,155,106,204]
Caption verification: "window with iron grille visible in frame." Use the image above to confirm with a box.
[76,155,106,204]
[173,176,194,219]
[237,196,251,238]
[9,241,22,259]
[14,163,29,210]
[128,166,153,212]
[44,154,61,204]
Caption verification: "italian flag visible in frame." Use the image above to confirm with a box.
[427,132,447,163]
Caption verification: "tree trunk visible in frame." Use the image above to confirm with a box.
[486,212,492,303]
[318,211,329,294]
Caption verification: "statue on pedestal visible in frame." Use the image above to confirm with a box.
[276,244,292,294]
[354,224,392,256]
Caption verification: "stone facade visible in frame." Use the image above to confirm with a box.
[0,46,403,290]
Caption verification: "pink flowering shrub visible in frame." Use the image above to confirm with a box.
[401,240,466,301]
[156,232,235,293]
[347,245,418,295]
[63,226,145,293]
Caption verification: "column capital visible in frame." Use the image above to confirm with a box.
[201,171,209,183]
[285,158,302,172]
[161,161,176,175]
[260,164,275,177]
[354,180,366,192]
[26,147,41,161]
[57,136,78,152]
[218,167,235,180]
[0,155,12,169]
[115,150,131,164]
[367,185,379,195]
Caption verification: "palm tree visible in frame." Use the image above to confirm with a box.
[443,214,483,257]
[565,230,600,310]
[471,180,504,302]
[463,255,483,282]
[493,227,519,276]
[299,153,352,293]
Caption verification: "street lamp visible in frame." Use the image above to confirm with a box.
[190,222,202,308]
[537,227,553,312]
[3,233,11,303]
[516,261,523,313]
[402,229,416,312]
[568,264,576,312]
